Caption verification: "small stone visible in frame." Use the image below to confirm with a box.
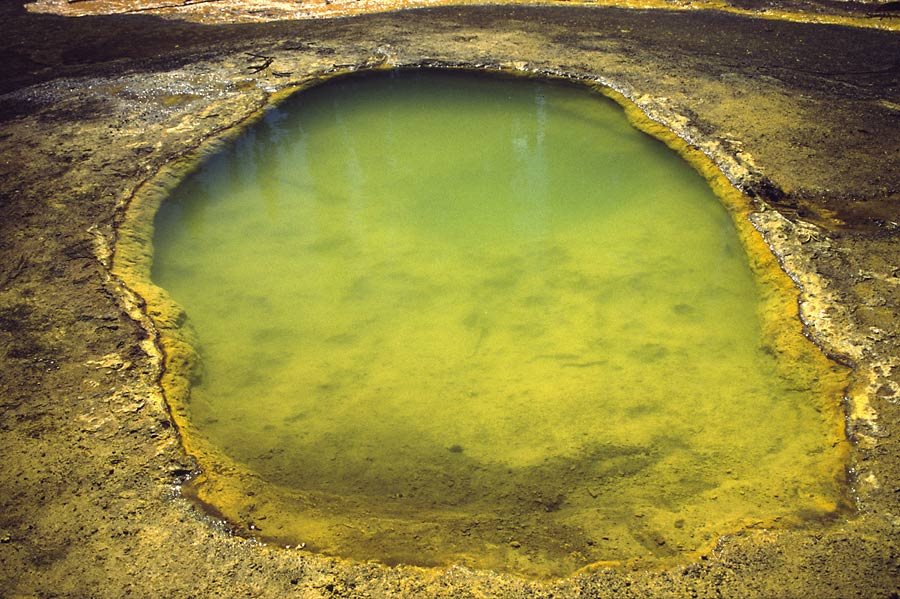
[509,540,521,548]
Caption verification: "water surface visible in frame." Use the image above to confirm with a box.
[152,71,847,577]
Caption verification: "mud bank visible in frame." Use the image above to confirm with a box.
[0,2,898,597]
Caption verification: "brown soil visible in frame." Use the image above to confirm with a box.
[0,1,898,597]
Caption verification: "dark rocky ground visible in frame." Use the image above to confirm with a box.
[0,1,898,596]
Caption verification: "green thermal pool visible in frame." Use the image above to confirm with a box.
[150,71,848,577]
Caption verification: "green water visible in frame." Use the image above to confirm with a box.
[152,71,847,577]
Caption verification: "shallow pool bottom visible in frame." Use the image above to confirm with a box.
[143,70,848,578]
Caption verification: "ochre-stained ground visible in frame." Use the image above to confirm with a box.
[0,1,898,597]
[23,0,900,29]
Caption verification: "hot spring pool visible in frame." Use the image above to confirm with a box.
[149,70,848,577]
